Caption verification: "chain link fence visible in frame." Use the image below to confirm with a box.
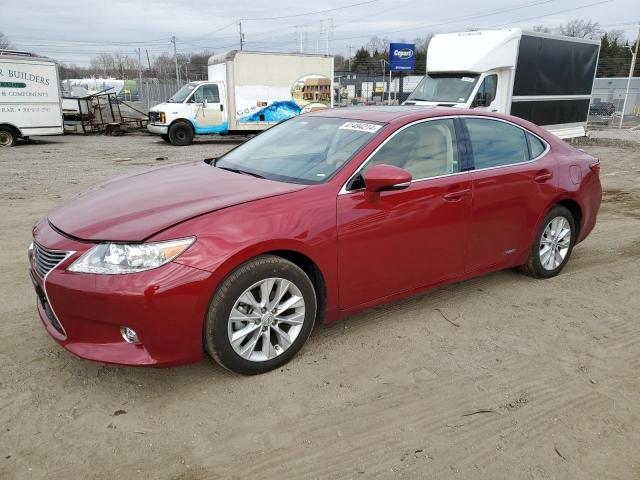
[136,79,183,112]
[588,82,640,129]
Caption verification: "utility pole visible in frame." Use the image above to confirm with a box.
[325,18,333,55]
[171,35,179,84]
[347,45,354,71]
[238,21,245,51]
[381,59,386,104]
[136,47,142,101]
[619,22,639,128]
[145,48,151,70]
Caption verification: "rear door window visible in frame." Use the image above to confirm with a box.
[464,118,529,169]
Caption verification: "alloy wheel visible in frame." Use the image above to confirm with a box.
[227,277,306,362]
[539,216,571,270]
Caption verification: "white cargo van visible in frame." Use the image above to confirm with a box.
[0,51,63,147]
[404,29,600,139]
[148,51,334,145]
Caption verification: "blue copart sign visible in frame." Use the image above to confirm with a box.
[389,43,416,71]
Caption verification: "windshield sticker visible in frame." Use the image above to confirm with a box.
[339,121,382,133]
[461,77,475,82]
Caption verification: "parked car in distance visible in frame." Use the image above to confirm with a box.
[30,106,602,374]
[589,101,616,116]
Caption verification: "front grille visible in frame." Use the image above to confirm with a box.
[149,111,160,123]
[33,243,70,278]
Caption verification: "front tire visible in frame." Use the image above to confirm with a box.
[204,255,317,375]
[0,127,18,147]
[168,121,194,146]
[521,205,576,278]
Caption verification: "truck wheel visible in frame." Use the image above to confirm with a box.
[0,127,18,147]
[160,134,171,143]
[168,122,194,146]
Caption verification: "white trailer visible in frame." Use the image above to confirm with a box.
[404,29,600,139]
[0,51,63,147]
[148,51,334,145]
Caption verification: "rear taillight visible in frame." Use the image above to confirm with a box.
[589,159,600,176]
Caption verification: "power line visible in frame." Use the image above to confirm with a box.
[488,0,615,28]
[332,0,558,41]
[239,0,379,21]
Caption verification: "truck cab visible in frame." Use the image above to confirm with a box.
[148,81,228,146]
[147,82,228,145]
[404,29,600,139]
[405,69,507,113]
[404,30,520,114]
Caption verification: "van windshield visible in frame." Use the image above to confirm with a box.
[214,116,385,185]
[168,83,198,103]
[408,73,479,103]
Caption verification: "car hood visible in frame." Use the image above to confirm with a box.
[48,161,306,242]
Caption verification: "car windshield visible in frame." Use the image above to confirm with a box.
[215,116,385,184]
[168,83,198,103]
[408,73,479,103]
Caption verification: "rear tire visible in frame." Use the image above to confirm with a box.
[168,121,194,146]
[520,205,576,278]
[160,133,171,143]
[204,255,317,375]
[0,127,18,147]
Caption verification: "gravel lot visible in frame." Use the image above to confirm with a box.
[1,130,639,479]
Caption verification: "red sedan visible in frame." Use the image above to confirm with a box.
[30,107,602,374]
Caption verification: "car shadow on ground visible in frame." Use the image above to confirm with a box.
[47,267,534,396]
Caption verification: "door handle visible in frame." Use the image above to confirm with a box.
[534,170,553,183]
[220,104,224,112]
[443,188,470,201]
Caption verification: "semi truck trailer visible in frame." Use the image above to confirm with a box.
[148,51,334,146]
[404,29,600,139]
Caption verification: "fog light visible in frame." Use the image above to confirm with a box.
[120,326,140,344]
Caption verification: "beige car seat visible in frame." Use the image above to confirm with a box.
[402,124,456,179]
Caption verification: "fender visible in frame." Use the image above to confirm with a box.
[0,122,23,138]
[531,191,585,247]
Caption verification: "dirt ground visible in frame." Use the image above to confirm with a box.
[1,129,639,480]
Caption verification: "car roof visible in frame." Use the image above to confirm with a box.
[304,105,558,145]
[305,105,514,123]
[305,105,440,122]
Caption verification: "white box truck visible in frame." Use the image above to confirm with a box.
[148,51,334,145]
[0,51,63,147]
[404,29,600,139]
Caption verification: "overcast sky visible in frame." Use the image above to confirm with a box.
[1,0,638,66]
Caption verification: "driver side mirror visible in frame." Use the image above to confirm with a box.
[203,98,208,107]
[473,91,489,107]
[364,164,412,192]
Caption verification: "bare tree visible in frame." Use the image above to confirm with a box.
[365,35,390,56]
[559,19,602,39]
[532,24,551,33]
[413,34,434,55]
[0,32,12,49]
[605,29,625,44]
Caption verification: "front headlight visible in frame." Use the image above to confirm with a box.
[68,237,195,275]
